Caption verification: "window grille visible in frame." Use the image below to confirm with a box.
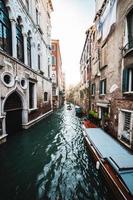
[124,112,131,131]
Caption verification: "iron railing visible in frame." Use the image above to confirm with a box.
[122,40,133,56]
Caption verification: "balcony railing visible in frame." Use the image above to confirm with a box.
[122,40,133,56]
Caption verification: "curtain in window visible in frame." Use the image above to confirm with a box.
[27,33,31,67]
[0,0,12,54]
[16,19,24,62]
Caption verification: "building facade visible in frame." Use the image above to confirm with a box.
[81,0,133,150]
[0,0,53,144]
[51,39,65,109]
[80,26,95,114]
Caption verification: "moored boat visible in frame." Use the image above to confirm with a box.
[67,104,72,110]
[75,105,82,117]
[82,121,133,200]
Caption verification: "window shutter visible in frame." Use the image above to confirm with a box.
[94,84,96,95]
[99,81,102,94]
[104,79,106,94]
[122,69,129,92]
[127,9,133,48]
[91,84,93,95]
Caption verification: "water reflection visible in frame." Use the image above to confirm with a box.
[36,105,113,200]
[0,105,114,200]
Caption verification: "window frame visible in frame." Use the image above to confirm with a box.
[91,83,96,96]
[52,55,56,65]
[118,109,133,147]
[27,33,31,67]
[36,8,39,25]
[0,0,12,55]
[44,92,48,102]
[122,68,133,93]
[99,79,106,95]
[25,0,29,11]
[29,81,37,110]
[38,54,41,70]
[52,44,55,51]
[127,8,133,48]
[16,19,24,62]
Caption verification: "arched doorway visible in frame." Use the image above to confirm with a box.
[4,92,23,135]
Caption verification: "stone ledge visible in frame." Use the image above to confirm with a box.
[22,110,53,129]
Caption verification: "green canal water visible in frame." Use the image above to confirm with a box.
[0,106,115,200]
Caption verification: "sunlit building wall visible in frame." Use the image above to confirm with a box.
[51,39,65,109]
[0,0,53,144]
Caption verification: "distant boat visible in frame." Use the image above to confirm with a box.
[67,104,72,110]
[75,105,82,117]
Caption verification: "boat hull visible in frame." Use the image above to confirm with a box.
[82,127,133,200]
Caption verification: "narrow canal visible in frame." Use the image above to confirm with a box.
[0,105,115,200]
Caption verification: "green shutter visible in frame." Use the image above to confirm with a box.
[104,79,106,94]
[122,69,129,92]
[99,81,102,94]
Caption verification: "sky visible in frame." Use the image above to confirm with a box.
[51,0,95,87]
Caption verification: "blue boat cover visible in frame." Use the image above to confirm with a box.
[84,128,133,195]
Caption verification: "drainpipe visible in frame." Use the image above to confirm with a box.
[88,39,92,111]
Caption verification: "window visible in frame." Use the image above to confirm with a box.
[16,18,24,62]
[101,44,108,68]
[36,8,39,25]
[119,110,133,146]
[48,65,50,77]
[38,54,40,70]
[52,55,56,65]
[48,58,50,77]
[25,0,29,11]
[91,83,96,96]
[44,92,48,102]
[99,79,106,95]
[127,8,133,49]
[29,82,36,109]
[122,68,133,93]
[52,44,55,51]
[1,72,15,87]
[27,32,31,67]
[0,0,12,55]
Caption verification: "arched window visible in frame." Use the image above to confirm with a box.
[26,0,29,11]
[0,0,12,54]
[44,92,48,102]
[127,8,133,48]
[38,44,41,70]
[27,31,31,67]
[16,17,24,62]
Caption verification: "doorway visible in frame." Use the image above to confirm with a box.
[4,92,23,135]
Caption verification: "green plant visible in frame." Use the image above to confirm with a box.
[93,112,98,118]
[88,110,99,118]
[104,112,109,120]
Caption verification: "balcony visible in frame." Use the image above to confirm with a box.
[122,40,133,57]
[122,40,133,68]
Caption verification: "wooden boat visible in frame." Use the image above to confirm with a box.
[82,121,133,200]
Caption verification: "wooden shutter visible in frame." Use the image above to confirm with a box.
[101,44,107,68]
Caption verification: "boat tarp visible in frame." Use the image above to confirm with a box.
[84,128,133,195]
